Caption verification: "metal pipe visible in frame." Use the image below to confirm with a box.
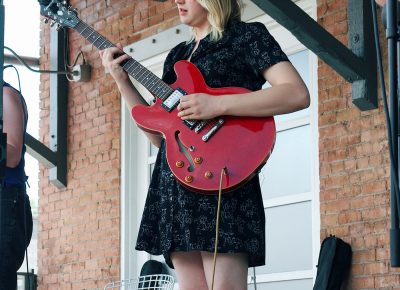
[386,0,400,267]
[4,54,39,67]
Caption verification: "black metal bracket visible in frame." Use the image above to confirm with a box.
[24,25,68,189]
[48,26,68,188]
[251,0,377,111]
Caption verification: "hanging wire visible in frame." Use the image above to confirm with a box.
[62,30,86,81]
[3,64,22,92]
[4,46,77,76]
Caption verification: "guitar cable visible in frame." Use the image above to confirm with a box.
[211,167,226,290]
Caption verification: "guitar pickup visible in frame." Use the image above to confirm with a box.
[202,118,224,142]
[161,88,186,112]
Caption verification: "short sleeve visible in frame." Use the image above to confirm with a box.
[244,22,289,75]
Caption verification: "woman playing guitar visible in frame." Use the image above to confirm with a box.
[99,0,310,289]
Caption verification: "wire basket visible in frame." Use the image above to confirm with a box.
[104,274,175,290]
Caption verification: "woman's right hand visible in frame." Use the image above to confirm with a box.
[99,44,132,83]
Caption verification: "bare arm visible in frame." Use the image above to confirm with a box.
[99,46,163,147]
[177,61,310,120]
[3,86,25,167]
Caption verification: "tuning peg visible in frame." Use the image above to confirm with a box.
[43,18,49,24]
[50,20,56,27]
[56,24,63,31]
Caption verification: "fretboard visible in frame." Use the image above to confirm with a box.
[74,21,174,100]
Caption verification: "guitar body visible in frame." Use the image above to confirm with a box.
[132,60,276,194]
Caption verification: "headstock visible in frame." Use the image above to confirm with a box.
[39,0,80,30]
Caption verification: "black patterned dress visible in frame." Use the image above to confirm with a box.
[135,20,289,268]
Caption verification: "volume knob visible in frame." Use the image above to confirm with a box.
[204,171,213,179]
[185,175,193,183]
[194,157,203,164]
[176,161,184,168]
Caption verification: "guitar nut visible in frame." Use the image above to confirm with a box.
[204,171,213,179]
[185,175,193,183]
[176,161,184,168]
[194,157,203,164]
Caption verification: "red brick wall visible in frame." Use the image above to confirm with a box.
[317,0,400,289]
[38,0,179,289]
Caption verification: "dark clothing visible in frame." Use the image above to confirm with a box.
[0,186,33,290]
[0,82,32,290]
[135,20,289,268]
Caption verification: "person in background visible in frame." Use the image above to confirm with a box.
[100,0,309,289]
[375,0,399,6]
[0,81,32,290]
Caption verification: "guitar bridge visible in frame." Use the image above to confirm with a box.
[202,118,224,142]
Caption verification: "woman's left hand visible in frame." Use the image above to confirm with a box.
[177,93,223,120]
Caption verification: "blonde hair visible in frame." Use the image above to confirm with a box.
[191,0,242,42]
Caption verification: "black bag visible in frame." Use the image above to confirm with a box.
[313,235,352,290]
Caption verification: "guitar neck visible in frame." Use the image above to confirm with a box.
[74,21,174,100]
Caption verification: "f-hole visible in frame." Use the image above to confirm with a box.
[174,131,195,172]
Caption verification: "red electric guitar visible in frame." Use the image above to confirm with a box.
[39,0,276,194]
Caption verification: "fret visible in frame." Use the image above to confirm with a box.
[158,85,174,100]
[135,67,148,80]
[135,72,148,84]
[124,62,136,76]
[98,38,109,50]
[147,75,159,91]
[131,63,144,78]
[143,75,161,93]
[140,73,153,87]
[123,60,135,72]
[79,25,89,35]
[153,86,164,97]
[88,31,99,43]
[132,66,143,78]
[126,63,141,78]
[92,36,106,49]
[125,61,143,78]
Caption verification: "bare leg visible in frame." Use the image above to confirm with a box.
[170,251,209,290]
[201,252,248,290]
